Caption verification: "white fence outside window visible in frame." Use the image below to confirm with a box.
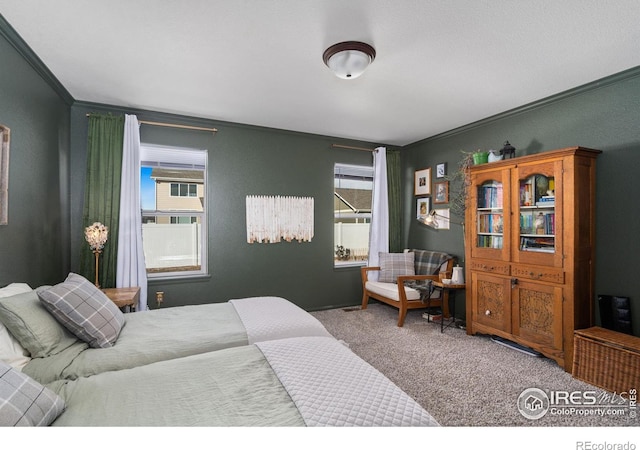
[334,222,369,264]
[142,223,201,270]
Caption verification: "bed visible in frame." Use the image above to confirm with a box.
[41,336,439,426]
[1,280,439,427]
[0,279,332,384]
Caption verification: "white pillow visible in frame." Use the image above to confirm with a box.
[0,283,33,370]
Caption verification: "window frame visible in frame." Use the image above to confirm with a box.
[140,144,208,280]
[334,162,373,268]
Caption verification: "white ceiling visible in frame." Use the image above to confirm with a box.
[2,1,640,146]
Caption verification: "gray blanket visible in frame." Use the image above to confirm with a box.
[24,296,330,384]
[49,337,438,426]
[49,345,305,426]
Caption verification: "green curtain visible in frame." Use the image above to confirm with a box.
[386,149,402,252]
[79,114,124,288]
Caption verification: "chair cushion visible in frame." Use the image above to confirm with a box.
[378,252,415,283]
[38,273,125,349]
[409,250,453,275]
[365,281,421,302]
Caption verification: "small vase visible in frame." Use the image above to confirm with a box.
[488,150,503,162]
[473,152,488,165]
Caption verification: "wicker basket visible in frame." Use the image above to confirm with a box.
[573,327,640,393]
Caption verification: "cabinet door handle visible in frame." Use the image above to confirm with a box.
[485,310,491,316]
[511,278,518,288]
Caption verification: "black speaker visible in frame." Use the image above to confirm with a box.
[598,294,632,335]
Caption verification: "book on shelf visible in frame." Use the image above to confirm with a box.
[520,176,555,206]
[478,212,503,233]
[477,184,503,208]
[477,235,503,249]
[520,211,555,235]
[536,195,555,207]
[520,237,555,253]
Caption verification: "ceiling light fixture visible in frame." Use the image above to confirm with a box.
[323,41,376,79]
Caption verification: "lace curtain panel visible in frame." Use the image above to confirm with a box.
[246,195,314,243]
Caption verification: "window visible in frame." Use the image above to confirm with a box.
[140,144,208,278]
[170,183,198,197]
[334,163,373,266]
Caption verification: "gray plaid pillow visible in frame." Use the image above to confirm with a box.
[0,361,65,426]
[378,252,415,283]
[38,273,125,349]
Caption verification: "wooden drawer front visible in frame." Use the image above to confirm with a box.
[469,260,510,275]
[512,265,564,283]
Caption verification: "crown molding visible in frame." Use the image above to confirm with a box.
[0,14,74,105]
[412,65,640,145]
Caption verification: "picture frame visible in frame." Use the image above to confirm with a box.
[414,168,431,196]
[434,180,449,204]
[416,197,430,221]
[0,124,9,225]
[436,162,447,179]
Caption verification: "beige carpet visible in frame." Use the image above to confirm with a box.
[311,302,637,427]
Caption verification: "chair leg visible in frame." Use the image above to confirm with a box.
[397,306,407,327]
[361,292,369,310]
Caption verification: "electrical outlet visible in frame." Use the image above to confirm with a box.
[156,291,164,308]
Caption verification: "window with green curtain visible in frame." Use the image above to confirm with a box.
[79,114,124,288]
[386,149,402,252]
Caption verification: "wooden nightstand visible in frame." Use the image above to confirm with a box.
[102,287,140,312]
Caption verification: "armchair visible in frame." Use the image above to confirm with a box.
[361,250,454,327]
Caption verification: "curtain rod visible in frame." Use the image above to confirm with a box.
[331,144,375,152]
[85,114,217,134]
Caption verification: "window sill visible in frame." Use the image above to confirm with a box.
[147,273,211,285]
[334,261,367,269]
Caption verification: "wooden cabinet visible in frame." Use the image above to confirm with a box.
[465,147,600,372]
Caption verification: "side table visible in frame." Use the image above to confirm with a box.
[432,281,465,332]
[102,287,140,313]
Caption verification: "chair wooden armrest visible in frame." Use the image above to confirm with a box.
[360,266,380,281]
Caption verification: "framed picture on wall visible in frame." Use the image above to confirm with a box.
[414,168,431,196]
[434,180,449,204]
[436,162,447,178]
[416,197,430,221]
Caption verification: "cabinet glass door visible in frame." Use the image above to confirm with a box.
[469,168,510,261]
[477,181,504,249]
[513,160,563,267]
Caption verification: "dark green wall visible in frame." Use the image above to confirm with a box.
[0,22,71,287]
[70,103,379,311]
[3,14,640,328]
[403,69,640,336]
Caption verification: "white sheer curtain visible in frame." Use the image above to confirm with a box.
[117,114,148,310]
[367,147,389,281]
